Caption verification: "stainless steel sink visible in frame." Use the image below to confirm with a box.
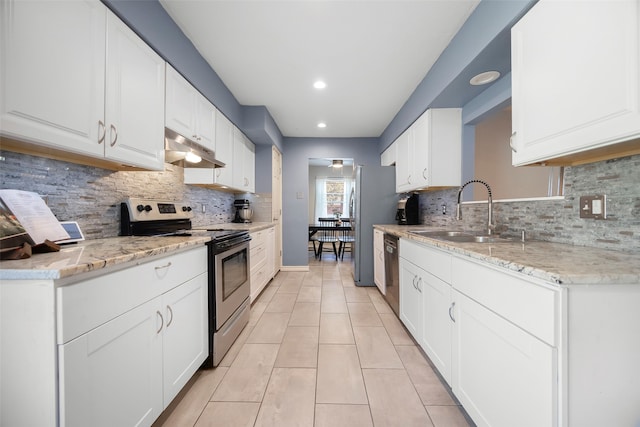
[409,230,512,243]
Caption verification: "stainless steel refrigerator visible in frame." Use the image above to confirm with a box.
[349,164,397,286]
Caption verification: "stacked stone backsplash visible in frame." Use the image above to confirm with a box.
[419,153,640,253]
[0,150,236,240]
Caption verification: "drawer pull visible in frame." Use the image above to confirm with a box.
[156,310,164,334]
[166,305,174,327]
[155,262,172,270]
[510,132,517,153]
[449,302,456,322]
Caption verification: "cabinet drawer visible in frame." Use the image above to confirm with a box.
[400,238,452,283]
[57,246,207,344]
[250,242,267,271]
[451,256,558,346]
[250,230,266,248]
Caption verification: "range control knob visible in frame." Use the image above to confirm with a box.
[144,205,152,212]
[136,204,144,212]
[182,206,192,212]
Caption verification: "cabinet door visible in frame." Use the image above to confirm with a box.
[395,128,412,192]
[373,229,385,293]
[511,0,640,166]
[421,271,452,383]
[411,112,431,189]
[195,92,216,151]
[165,65,196,140]
[399,258,423,340]
[162,273,208,405]
[58,297,163,427]
[104,11,165,170]
[215,110,234,186]
[244,136,255,192]
[0,0,105,156]
[452,290,557,427]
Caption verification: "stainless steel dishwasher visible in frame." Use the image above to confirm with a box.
[383,233,399,316]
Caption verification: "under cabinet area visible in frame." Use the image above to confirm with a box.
[0,0,166,170]
[511,0,640,165]
[1,246,209,427]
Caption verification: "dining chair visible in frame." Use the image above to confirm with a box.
[315,218,339,260]
[338,227,355,260]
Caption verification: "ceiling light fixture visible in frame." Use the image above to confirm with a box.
[330,159,343,168]
[470,71,501,86]
[184,151,202,163]
[317,122,327,128]
[313,80,327,89]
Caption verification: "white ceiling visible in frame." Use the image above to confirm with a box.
[159,0,480,138]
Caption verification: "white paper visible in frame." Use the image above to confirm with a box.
[0,189,70,245]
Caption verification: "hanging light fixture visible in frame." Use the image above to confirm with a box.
[330,159,343,168]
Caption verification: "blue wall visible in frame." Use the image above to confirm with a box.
[281,137,382,266]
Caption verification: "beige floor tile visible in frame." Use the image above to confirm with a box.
[211,343,279,402]
[348,302,383,327]
[316,344,368,404]
[321,297,348,313]
[426,405,472,427]
[256,285,278,304]
[277,281,302,294]
[319,313,355,344]
[353,326,403,369]
[254,368,316,427]
[379,313,415,345]
[367,290,394,314]
[314,404,373,427]
[217,323,254,367]
[275,326,319,368]
[246,312,291,343]
[344,287,372,302]
[194,402,260,427]
[363,369,433,427]
[153,367,228,427]
[265,293,298,313]
[395,345,457,406]
[249,301,268,326]
[289,302,321,326]
[297,286,322,302]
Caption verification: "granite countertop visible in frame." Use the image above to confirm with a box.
[375,224,640,285]
[0,222,276,281]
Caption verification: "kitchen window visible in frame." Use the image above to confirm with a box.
[314,177,354,219]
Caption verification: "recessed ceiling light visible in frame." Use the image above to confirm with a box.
[313,81,327,89]
[329,159,343,168]
[470,71,501,86]
[317,122,327,128]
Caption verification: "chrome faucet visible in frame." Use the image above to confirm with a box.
[456,180,494,235]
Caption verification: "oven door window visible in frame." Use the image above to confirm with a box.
[220,247,248,300]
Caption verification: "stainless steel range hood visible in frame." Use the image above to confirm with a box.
[164,128,225,169]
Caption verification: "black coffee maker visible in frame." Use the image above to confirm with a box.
[396,193,419,225]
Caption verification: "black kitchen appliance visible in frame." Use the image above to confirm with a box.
[396,193,419,225]
[120,198,251,368]
[232,199,253,223]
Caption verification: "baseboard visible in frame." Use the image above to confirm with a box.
[280,265,310,272]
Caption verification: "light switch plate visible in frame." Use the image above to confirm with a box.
[579,195,607,219]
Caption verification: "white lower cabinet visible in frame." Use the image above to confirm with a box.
[399,257,423,339]
[250,227,276,302]
[452,290,556,427]
[373,229,385,294]
[59,270,207,427]
[421,271,452,383]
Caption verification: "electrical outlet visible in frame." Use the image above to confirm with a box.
[579,195,607,219]
[202,204,206,213]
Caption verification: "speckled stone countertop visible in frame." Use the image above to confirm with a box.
[0,222,276,281]
[375,224,640,285]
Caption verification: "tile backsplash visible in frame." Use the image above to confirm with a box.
[0,150,236,240]
[419,154,639,253]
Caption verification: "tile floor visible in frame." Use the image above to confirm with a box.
[152,252,474,427]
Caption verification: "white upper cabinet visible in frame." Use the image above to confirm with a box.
[511,0,640,166]
[395,108,462,193]
[214,109,234,187]
[165,65,216,151]
[0,0,165,170]
[1,0,106,157]
[232,128,255,193]
[104,12,166,170]
[380,142,397,166]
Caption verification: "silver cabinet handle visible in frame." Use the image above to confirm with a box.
[110,124,118,147]
[510,132,517,153]
[166,305,173,327]
[156,310,164,334]
[407,174,412,185]
[154,262,172,270]
[416,277,422,293]
[449,302,456,322]
[422,168,427,180]
[98,120,106,144]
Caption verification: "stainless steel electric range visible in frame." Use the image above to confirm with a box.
[121,198,251,368]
